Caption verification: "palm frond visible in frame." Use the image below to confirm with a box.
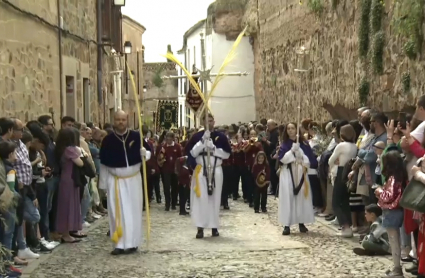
[198,26,248,116]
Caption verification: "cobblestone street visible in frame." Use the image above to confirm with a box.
[24,197,405,278]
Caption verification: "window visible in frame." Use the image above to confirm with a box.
[179,105,182,127]
[101,0,112,41]
[83,78,90,122]
[193,45,196,66]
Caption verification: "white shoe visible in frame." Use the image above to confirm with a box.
[92,213,102,219]
[329,218,339,226]
[40,238,58,249]
[337,228,353,238]
[83,221,91,228]
[18,247,40,259]
[49,240,61,248]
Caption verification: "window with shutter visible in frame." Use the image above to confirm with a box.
[111,6,123,53]
[101,0,112,41]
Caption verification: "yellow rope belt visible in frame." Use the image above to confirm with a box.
[111,171,140,244]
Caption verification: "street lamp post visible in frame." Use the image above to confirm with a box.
[124,41,132,96]
[113,0,126,6]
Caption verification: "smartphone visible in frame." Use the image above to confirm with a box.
[399,112,406,129]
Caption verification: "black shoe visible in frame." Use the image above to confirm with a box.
[179,211,188,215]
[223,205,230,210]
[255,210,260,213]
[106,230,110,236]
[299,224,308,233]
[111,248,124,255]
[401,256,413,262]
[171,206,177,210]
[325,215,335,221]
[282,226,290,235]
[404,262,417,273]
[249,202,254,208]
[212,228,219,237]
[165,206,170,211]
[261,208,267,213]
[353,247,375,256]
[124,247,138,254]
[196,228,204,239]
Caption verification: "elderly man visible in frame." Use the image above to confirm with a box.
[99,110,151,255]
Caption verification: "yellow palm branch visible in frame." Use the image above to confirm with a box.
[162,53,212,114]
[198,26,248,116]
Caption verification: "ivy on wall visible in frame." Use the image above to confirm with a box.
[372,31,385,74]
[152,66,164,88]
[402,72,411,93]
[370,0,384,34]
[358,78,370,105]
[392,0,424,59]
[358,0,372,58]
[306,0,324,15]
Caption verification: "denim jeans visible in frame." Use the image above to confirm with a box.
[81,184,91,223]
[16,196,41,250]
[0,205,16,259]
[46,176,59,212]
[36,182,49,239]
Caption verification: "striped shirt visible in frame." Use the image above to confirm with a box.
[13,139,32,186]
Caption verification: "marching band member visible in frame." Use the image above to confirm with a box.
[243,129,264,208]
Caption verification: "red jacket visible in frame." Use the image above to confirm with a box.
[145,140,159,175]
[244,142,263,169]
[175,156,192,186]
[251,163,270,189]
[156,142,182,174]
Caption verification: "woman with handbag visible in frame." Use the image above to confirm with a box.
[54,128,85,243]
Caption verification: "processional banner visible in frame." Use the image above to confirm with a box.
[185,71,203,113]
[155,100,178,131]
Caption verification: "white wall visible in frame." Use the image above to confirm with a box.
[208,32,256,125]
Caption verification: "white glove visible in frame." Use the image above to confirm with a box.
[291,143,300,152]
[140,147,147,157]
[205,139,215,150]
[202,130,211,141]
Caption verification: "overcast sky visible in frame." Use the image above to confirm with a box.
[122,0,214,63]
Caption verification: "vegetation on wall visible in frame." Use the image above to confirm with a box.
[358,77,370,105]
[152,66,164,88]
[358,0,372,58]
[372,31,385,74]
[370,0,384,34]
[402,72,411,93]
[392,0,424,59]
[306,0,324,15]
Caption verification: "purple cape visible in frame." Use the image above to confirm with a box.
[184,130,231,169]
[100,129,151,168]
[277,139,318,169]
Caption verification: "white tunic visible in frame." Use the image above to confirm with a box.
[278,149,315,227]
[190,141,230,229]
[99,151,151,249]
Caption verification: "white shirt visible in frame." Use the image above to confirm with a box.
[411,121,425,143]
[328,142,358,185]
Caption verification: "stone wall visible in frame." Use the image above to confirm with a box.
[142,62,178,123]
[250,0,425,123]
[0,0,113,125]
[121,15,145,129]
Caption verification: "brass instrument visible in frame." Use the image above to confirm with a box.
[157,146,166,167]
[249,137,258,145]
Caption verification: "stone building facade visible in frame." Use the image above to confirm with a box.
[243,0,425,122]
[118,15,146,129]
[142,62,178,127]
[0,0,124,126]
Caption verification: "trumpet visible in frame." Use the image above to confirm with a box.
[249,137,258,145]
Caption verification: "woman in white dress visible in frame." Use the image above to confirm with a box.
[278,123,317,235]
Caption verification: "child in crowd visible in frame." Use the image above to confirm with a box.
[353,204,390,256]
[375,151,406,278]
[251,152,270,213]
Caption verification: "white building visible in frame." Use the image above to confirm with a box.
[177,19,256,127]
